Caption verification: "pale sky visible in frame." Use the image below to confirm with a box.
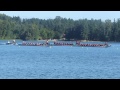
[0,11,120,21]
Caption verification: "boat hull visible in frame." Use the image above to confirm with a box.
[75,44,111,48]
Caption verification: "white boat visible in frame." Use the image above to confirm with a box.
[6,40,17,45]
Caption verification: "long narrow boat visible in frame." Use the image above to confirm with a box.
[18,41,50,46]
[75,42,111,48]
[76,44,111,48]
[53,42,74,46]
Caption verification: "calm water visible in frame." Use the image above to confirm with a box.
[0,40,120,79]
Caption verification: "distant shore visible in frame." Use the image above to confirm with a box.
[0,39,118,42]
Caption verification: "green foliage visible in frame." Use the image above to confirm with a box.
[0,13,120,41]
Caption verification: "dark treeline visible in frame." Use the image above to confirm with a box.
[0,14,120,41]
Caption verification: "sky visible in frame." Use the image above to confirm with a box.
[0,11,120,21]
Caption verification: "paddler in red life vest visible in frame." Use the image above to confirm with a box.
[22,41,26,45]
[46,40,49,45]
[54,40,57,44]
[76,41,78,45]
[76,41,80,45]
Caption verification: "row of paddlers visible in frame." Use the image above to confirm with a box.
[19,41,110,47]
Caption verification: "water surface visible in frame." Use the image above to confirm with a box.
[0,40,120,79]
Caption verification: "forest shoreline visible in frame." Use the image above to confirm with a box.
[0,39,117,43]
[1,14,120,42]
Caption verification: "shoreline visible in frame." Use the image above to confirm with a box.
[0,39,119,42]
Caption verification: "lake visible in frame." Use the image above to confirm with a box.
[0,40,120,79]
